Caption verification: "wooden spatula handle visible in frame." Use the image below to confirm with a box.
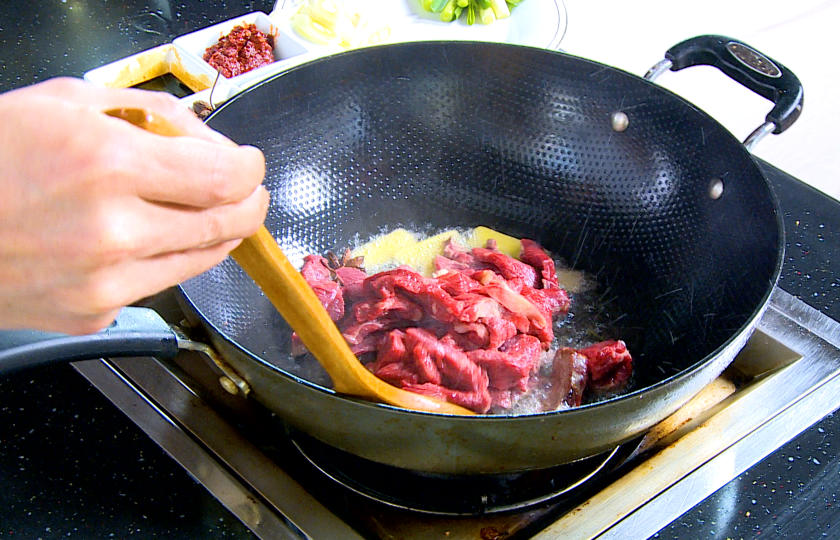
[229,226,376,394]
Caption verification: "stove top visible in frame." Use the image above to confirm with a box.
[1,1,837,536]
[70,286,840,539]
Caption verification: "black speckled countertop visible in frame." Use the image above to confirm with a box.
[1,2,838,538]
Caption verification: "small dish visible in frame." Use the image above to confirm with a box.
[84,44,219,94]
[173,11,312,89]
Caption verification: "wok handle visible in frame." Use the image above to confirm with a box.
[647,35,803,148]
[0,307,180,375]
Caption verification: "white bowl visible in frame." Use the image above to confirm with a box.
[173,11,312,89]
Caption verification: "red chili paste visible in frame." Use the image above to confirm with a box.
[203,23,275,78]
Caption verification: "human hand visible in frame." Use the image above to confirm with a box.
[0,77,269,334]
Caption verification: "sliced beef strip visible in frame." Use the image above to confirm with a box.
[334,266,367,286]
[364,269,464,323]
[435,269,482,296]
[472,270,552,344]
[579,340,633,394]
[368,327,494,413]
[408,329,486,392]
[468,334,542,393]
[520,238,561,289]
[472,247,539,288]
[300,255,344,321]
[449,315,518,352]
[521,286,571,319]
[352,293,424,323]
[546,348,589,410]
[401,381,493,414]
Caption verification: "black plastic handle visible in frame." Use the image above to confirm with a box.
[665,35,803,133]
[0,307,180,375]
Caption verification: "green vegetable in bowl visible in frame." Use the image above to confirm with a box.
[420,0,525,24]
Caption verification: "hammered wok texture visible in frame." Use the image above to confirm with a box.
[178,41,781,471]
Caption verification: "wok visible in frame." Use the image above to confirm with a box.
[0,36,800,474]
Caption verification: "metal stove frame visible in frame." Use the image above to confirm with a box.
[72,288,840,539]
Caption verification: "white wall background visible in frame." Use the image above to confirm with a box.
[558,0,839,200]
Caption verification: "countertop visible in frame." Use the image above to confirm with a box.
[1,1,839,538]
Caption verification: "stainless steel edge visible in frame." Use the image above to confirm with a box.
[601,350,840,540]
[764,287,840,350]
[533,288,840,539]
[73,288,840,540]
[73,357,365,540]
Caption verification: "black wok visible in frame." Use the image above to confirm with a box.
[0,36,799,474]
[178,35,797,473]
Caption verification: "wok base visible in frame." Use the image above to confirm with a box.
[290,431,641,515]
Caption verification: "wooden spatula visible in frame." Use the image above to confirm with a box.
[106,107,474,416]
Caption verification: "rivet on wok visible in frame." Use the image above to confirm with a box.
[219,376,240,395]
[709,178,725,200]
[610,111,629,132]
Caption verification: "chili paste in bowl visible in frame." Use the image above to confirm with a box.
[203,23,275,78]
[173,12,312,89]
